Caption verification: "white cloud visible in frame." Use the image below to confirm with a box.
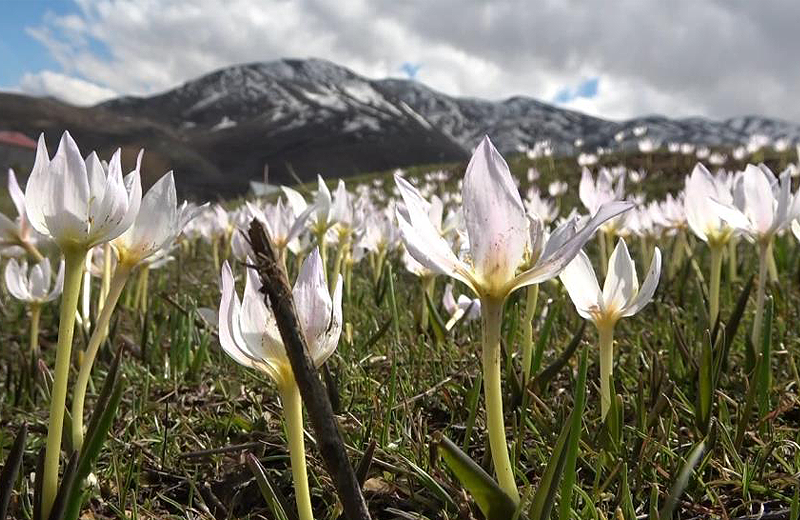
[20,0,800,121]
[18,70,117,105]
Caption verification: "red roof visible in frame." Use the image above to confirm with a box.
[0,131,37,149]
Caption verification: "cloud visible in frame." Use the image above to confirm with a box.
[21,0,800,121]
[18,70,117,105]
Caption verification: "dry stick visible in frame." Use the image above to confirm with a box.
[247,219,371,520]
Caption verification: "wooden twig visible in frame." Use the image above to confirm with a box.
[247,219,371,520]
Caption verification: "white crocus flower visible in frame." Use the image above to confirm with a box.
[684,163,736,324]
[23,131,142,519]
[72,171,199,451]
[25,132,141,251]
[442,284,481,330]
[1,169,45,260]
[711,164,800,347]
[395,135,632,502]
[5,257,64,305]
[560,239,661,419]
[218,248,341,520]
[5,257,64,358]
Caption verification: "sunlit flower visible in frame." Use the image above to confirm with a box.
[4,257,64,305]
[560,238,661,418]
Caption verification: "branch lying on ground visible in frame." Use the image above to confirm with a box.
[247,219,371,520]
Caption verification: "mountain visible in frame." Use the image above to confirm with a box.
[3,58,800,197]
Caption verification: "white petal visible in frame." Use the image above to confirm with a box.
[622,247,661,317]
[4,259,30,301]
[293,248,334,355]
[24,135,52,236]
[28,259,50,299]
[46,259,65,301]
[312,273,342,368]
[558,249,601,320]
[281,186,308,216]
[741,164,775,234]
[602,238,639,313]
[443,284,457,316]
[118,172,177,262]
[218,262,257,369]
[463,136,528,290]
[509,201,634,292]
[7,169,26,220]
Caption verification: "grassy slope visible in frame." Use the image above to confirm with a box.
[1,149,799,519]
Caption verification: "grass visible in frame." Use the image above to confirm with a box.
[2,148,800,518]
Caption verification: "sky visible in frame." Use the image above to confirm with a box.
[0,0,798,122]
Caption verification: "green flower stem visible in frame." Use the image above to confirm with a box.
[420,276,435,331]
[598,321,615,421]
[709,242,724,326]
[668,229,687,278]
[766,239,778,283]
[521,284,539,385]
[21,240,44,262]
[42,247,87,519]
[751,240,770,349]
[71,262,133,452]
[315,228,328,284]
[279,381,314,520]
[98,243,112,315]
[29,303,41,357]
[480,296,519,504]
[728,237,739,282]
[331,239,347,289]
[598,231,608,276]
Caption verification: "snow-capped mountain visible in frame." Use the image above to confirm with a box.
[3,58,799,197]
[103,57,800,154]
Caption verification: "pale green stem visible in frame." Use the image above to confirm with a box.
[278,246,288,274]
[331,239,347,289]
[81,251,92,331]
[598,321,616,421]
[709,243,724,326]
[598,231,608,277]
[29,303,41,357]
[668,229,687,278]
[521,284,539,385]
[728,237,739,282]
[751,241,769,349]
[480,296,519,504]
[279,381,314,520]
[420,276,435,331]
[21,240,44,262]
[212,237,220,275]
[42,247,86,519]
[315,228,328,285]
[98,242,112,315]
[766,239,778,283]
[71,262,132,451]
[140,267,149,313]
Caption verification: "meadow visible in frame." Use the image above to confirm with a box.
[1,133,800,520]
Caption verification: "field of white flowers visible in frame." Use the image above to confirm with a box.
[1,131,800,519]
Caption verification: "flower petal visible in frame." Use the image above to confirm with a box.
[622,247,661,317]
[558,249,601,320]
[602,238,639,313]
[218,261,256,369]
[463,136,528,290]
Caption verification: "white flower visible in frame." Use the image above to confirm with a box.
[112,172,185,266]
[218,248,342,386]
[711,164,799,243]
[684,163,736,246]
[5,258,64,304]
[24,132,142,250]
[1,169,43,255]
[560,239,661,328]
[442,284,481,330]
[395,136,633,300]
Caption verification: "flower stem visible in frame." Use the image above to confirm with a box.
[29,304,41,358]
[709,242,724,326]
[21,240,44,262]
[521,284,539,385]
[766,238,778,283]
[751,241,769,349]
[71,262,132,452]
[598,231,608,276]
[419,276,435,331]
[279,381,314,520]
[728,237,738,282]
[598,321,615,421]
[480,296,519,504]
[42,247,86,519]
[98,242,112,315]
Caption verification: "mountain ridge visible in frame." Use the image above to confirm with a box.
[2,57,799,197]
